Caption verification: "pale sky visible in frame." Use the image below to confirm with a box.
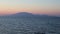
[0,0,60,16]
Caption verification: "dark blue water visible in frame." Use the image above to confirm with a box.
[0,17,60,34]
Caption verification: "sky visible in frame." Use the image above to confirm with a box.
[0,0,60,16]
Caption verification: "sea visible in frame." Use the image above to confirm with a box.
[0,16,60,34]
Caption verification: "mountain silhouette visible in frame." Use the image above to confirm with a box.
[10,12,34,17]
[9,12,49,17]
[3,12,60,18]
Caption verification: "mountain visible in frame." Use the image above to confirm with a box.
[13,12,33,16]
[1,12,60,19]
[10,12,48,17]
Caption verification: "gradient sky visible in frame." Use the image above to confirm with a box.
[0,0,60,16]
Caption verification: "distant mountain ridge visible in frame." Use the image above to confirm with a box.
[8,12,49,17]
[0,12,60,19]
